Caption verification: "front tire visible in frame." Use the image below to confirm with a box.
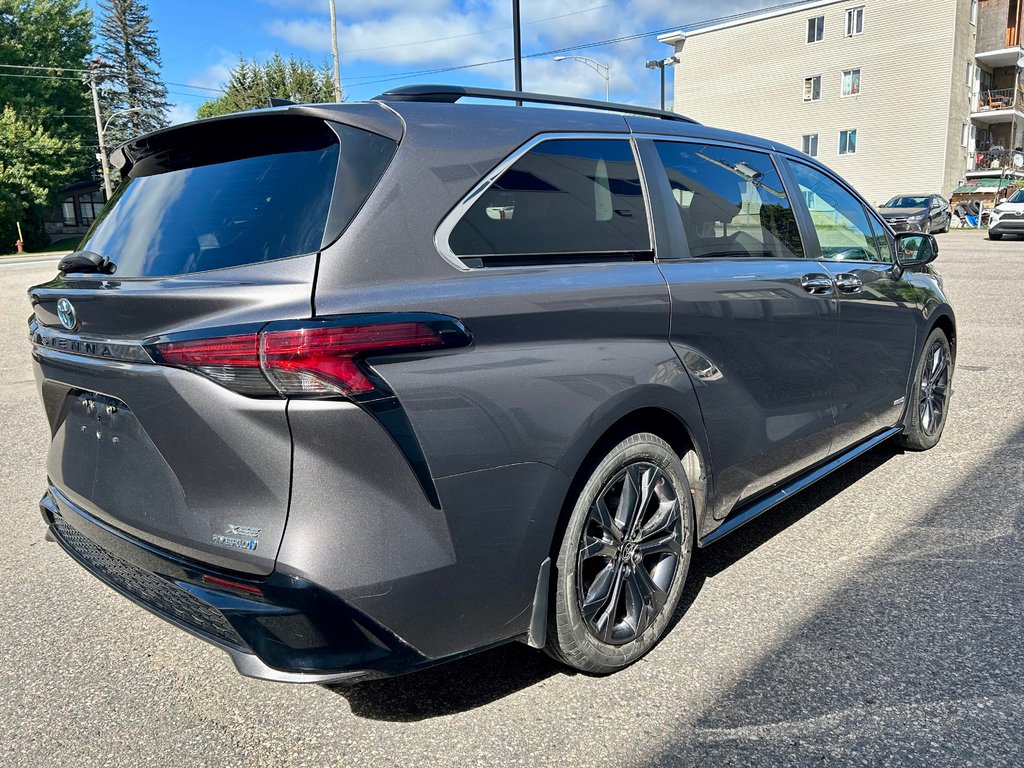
[900,329,952,451]
[989,231,1003,240]
[546,433,694,674]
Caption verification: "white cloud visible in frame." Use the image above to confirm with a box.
[267,12,498,65]
[259,0,450,18]
[188,54,237,92]
[167,103,197,125]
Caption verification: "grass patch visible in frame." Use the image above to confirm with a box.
[0,235,80,257]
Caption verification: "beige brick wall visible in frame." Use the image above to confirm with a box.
[668,0,967,205]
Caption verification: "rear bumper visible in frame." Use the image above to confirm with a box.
[41,487,428,683]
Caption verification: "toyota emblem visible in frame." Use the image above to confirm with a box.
[56,298,77,331]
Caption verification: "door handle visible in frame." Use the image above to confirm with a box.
[834,273,863,293]
[800,273,834,296]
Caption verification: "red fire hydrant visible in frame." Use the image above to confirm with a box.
[15,239,23,253]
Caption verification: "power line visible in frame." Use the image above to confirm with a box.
[344,1,624,54]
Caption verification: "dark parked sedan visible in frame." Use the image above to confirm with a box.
[877,194,951,234]
[28,85,956,684]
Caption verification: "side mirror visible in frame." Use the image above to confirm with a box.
[894,232,938,268]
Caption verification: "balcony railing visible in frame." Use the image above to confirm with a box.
[976,87,1024,112]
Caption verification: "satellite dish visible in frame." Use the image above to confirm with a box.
[1017,54,1024,67]
[1015,153,1024,167]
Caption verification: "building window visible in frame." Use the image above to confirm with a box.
[78,190,105,226]
[61,197,76,227]
[961,123,970,147]
[841,68,861,96]
[803,75,822,102]
[845,7,864,37]
[806,15,824,43]
[839,129,858,155]
[971,0,978,25]
[802,134,819,157]
[966,61,973,86]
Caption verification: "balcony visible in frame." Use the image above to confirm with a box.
[972,87,1024,124]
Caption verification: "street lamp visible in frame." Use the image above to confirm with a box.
[646,55,680,111]
[95,107,146,200]
[553,55,611,101]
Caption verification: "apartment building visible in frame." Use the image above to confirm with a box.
[657,0,1023,205]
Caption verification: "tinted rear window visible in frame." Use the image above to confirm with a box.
[448,138,650,260]
[81,118,394,277]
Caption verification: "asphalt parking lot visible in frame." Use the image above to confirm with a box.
[1,230,1021,767]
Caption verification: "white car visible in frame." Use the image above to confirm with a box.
[987,188,1024,240]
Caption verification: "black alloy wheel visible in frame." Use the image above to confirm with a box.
[900,328,952,450]
[547,433,693,673]
[576,462,682,645]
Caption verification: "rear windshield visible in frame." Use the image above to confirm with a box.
[80,117,394,277]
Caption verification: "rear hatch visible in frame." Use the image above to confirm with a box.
[30,108,399,575]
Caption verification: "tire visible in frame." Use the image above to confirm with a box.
[989,232,1003,240]
[546,433,694,674]
[941,217,950,234]
[900,328,952,451]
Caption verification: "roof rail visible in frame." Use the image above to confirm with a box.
[372,84,698,125]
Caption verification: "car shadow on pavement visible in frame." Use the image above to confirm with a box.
[668,441,901,633]
[329,442,901,723]
[327,640,567,721]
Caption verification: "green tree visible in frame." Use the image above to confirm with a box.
[0,0,94,177]
[196,54,337,119]
[95,0,168,146]
[0,106,81,250]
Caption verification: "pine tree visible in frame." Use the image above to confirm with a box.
[196,54,337,119]
[95,0,168,146]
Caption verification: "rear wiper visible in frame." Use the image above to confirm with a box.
[58,250,117,275]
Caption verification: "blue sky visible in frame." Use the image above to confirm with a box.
[87,0,773,124]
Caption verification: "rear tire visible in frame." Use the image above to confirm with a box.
[546,433,694,674]
[900,328,952,451]
[989,232,1003,240]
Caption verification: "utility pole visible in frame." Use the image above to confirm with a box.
[329,0,342,102]
[88,66,113,200]
[512,0,522,104]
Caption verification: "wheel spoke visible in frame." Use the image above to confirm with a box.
[590,496,623,543]
[621,565,667,636]
[624,465,659,536]
[930,345,943,378]
[580,562,618,624]
[929,356,947,385]
[614,466,640,532]
[588,564,626,644]
[637,531,682,558]
[579,533,618,563]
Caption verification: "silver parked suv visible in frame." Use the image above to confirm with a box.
[30,86,955,683]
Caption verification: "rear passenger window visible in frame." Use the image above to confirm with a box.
[447,139,650,262]
[654,142,804,259]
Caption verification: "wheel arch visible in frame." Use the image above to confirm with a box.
[930,310,957,365]
[548,394,711,563]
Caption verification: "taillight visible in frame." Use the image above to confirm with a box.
[147,314,471,398]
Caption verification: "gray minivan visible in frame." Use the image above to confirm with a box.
[29,86,955,683]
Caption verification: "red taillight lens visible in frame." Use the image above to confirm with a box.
[151,334,260,368]
[148,316,469,398]
[150,333,270,394]
[261,322,443,396]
